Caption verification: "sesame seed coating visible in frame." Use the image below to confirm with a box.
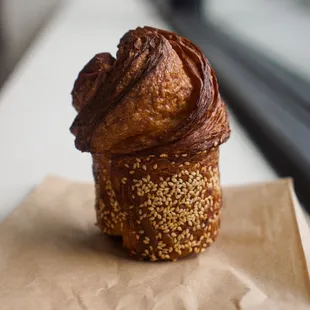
[93,148,222,261]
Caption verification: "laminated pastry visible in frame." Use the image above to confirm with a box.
[70,26,231,261]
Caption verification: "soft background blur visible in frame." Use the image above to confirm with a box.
[1,0,309,86]
[0,0,59,86]
[0,0,309,216]
[2,0,309,84]
[205,0,310,80]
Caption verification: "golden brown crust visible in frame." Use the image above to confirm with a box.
[70,27,230,156]
[71,53,115,112]
[70,26,230,261]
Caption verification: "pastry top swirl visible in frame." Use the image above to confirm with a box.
[70,26,230,156]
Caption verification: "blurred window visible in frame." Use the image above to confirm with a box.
[204,0,310,82]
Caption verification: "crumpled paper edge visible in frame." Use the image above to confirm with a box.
[228,268,267,309]
[288,181,310,277]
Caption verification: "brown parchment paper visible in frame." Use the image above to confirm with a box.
[0,176,309,310]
